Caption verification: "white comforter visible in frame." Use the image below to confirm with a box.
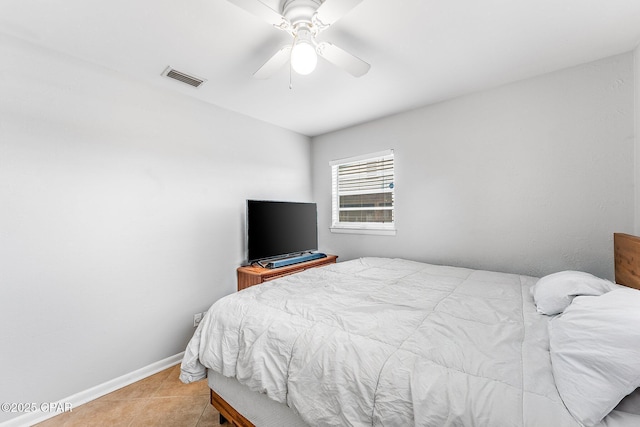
[180,258,636,426]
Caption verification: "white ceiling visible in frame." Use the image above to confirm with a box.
[1,0,640,136]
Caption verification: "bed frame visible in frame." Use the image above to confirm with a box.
[211,389,254,427]
[209,233,640,426]
[614,233,640,290]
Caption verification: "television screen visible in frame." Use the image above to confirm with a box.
[247,200,318,263]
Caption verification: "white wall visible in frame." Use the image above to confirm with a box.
[0,35,311,424]
[635,45,640,235]
[312,53,635,280]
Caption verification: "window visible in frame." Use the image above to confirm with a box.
[330,150,395,235]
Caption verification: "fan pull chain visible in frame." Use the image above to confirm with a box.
[289,61,293,90]
[289,35,297,90]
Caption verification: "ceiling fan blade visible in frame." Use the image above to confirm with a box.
[316,42,370,77]
[314,0,364,27]
[227,0,288,28]
[253,45,292,79]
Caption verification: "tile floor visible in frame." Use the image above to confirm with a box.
[34,364,221,427]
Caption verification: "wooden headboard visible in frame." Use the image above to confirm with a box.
[614,233,640,290]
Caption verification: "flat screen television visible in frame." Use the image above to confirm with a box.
[247,200,318,263]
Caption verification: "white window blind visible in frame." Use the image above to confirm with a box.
[330,150,395,235]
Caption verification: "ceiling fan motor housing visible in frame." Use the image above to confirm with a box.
[283,0,321,27]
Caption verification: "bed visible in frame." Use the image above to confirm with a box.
[181,233,640,426]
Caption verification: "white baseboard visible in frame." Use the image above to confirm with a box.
[0,352,185,427]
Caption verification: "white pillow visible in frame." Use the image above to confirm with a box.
[531,270,618,315]
[549,288,640,426]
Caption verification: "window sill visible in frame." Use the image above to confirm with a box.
[330,227,396,236]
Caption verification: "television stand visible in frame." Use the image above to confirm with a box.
[237,254,338,291]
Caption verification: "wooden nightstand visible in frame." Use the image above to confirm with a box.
[237,255,338,291]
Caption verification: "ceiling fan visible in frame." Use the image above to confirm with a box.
[228,0,370,78]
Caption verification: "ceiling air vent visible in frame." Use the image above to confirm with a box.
[162,66,206,88]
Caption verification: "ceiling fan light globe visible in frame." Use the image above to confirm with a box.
[291,41,317,75]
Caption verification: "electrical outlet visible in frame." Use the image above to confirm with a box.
[193,312,203,328]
